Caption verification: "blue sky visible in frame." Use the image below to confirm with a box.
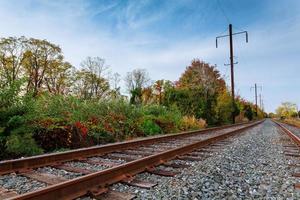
[0,0,299,113]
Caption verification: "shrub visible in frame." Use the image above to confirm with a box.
[180,116,207,131]
[284,118,300,127]
[33,127,72,151]
[6,133,43,156]
[88,126,115,144]
[7,115,25,129]
[140,119,162,136]
[142,104,183,133]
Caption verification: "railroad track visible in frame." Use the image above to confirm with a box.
[0,120,263,200]
[273,120,300,189]
[273,120,300,147]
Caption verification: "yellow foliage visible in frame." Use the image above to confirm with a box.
[180,116,207,130]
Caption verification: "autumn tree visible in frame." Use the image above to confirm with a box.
[276,102,298,118]
[44,61,73,95]
[152,80,173,105]
[73,57,110,99]
[109,72,121,99]
[215,89,232,124]
[177,59,226,94]
[0,37,27,87]
[22,38,65,96]
[125,69,150,104]
[168,59,226,124]
[141,86,153,105]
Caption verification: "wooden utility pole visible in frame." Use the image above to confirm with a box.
[251,83,262,117]
[216,24,248,124]
[255,83,258,115]
[259,94,262,110]
[229,24,235,124]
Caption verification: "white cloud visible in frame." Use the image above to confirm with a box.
[0,0,299,112]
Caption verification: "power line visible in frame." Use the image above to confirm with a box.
[216,0,231,24]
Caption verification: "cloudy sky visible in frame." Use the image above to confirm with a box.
[0,0,299,112]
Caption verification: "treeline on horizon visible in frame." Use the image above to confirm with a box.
[0,37,264,159]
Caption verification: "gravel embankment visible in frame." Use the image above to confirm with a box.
[111,119,300,199]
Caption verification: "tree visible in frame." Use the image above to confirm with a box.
[215,89,232,124]
[73,57,110,99]
[125,69,150,104]
[22,38,64,96]
[244,104,254,121]
[109,72,121,99]
[141,86,153,105]
[170,59,226,124]
[0,37,27,87]
[177,59,226,94]
[44,61,73,95]
[276,102,298,118]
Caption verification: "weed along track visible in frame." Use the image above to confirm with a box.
[0,120,263,200]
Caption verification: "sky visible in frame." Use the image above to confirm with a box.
[0,0,299,113]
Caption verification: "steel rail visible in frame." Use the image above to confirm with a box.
[0,121,254,175]
[9,120,263,200]
[273,120,300,146]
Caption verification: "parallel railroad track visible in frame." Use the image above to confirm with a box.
[0,120,263,200]
[273,120,300,146]
[273,120,300,189]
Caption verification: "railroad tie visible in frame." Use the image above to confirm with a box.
[147,168,178,177]
[294,183,300,189]
[20,171,68,185]
[163,163,190,169]
[284,153,300,157]
[122,178,157,189]
[177,155,204,161]
[85,159,119,167]
[95,190,135,200]
[52,164,94,174]
[0,187,18,200]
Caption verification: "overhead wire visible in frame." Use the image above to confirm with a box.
[216,0,231,24]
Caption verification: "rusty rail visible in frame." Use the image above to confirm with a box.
[9,120,263,200]
[0,121,253,175]
[273,120,300,146]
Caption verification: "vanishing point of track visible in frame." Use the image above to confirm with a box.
[0,120,263,200]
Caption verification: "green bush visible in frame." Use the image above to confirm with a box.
[1,92,206,159]
[140,119,162,136]
[142,104,168,116]
[88,126,115,144]
[6,133,43,156]
[141,104,182,133]
[7,115,25,128]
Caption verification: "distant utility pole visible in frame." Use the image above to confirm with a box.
[259,94,262,109]
[259,94,265,113]
[216,24,248,124]
[251,83,262,116]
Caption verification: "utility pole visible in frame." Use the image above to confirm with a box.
[251,84,262,117]
[229,24,235,124]
[216,24,248,124]
[259,94,262,110]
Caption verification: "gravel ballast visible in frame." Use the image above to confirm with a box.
[0,173,46,194]
[112,119,300,199]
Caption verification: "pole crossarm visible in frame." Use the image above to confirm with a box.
[216,31,248,48]
[224,62,238,66]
